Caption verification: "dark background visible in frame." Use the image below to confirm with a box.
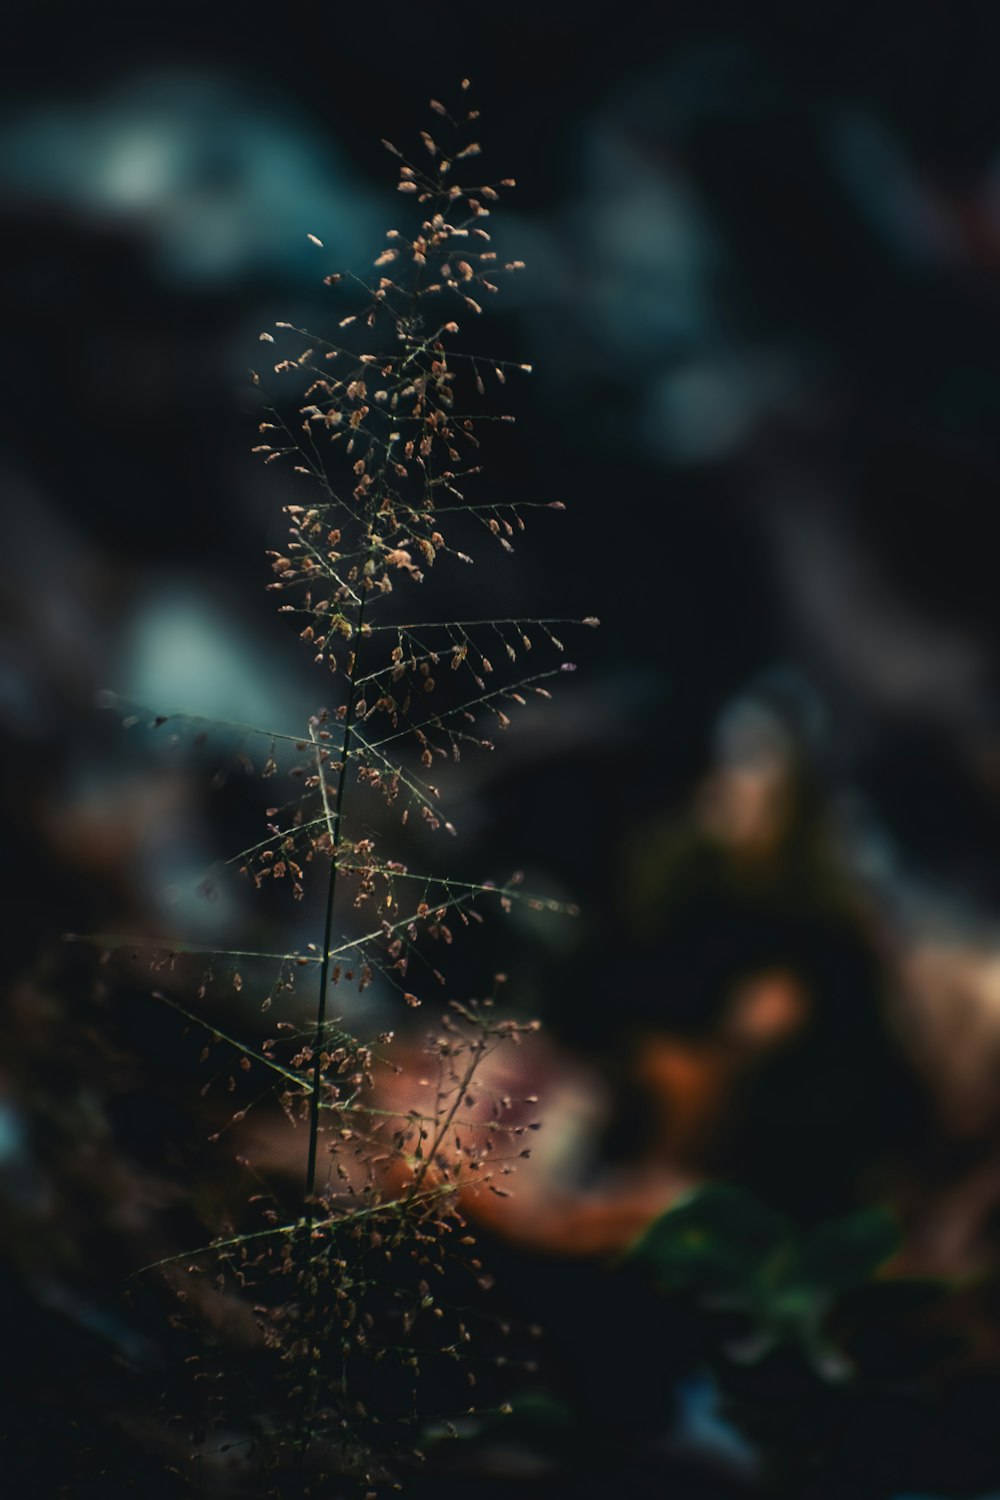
[6,3,1000,1496]
[7,1,1000,937]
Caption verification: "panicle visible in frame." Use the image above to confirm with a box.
[84,78,596,1491]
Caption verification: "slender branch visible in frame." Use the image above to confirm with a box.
[407,1019,489,1201]
[305,593,367,1204]
[150,990,308,1087]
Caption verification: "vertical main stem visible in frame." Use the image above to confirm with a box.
[305,593,366,1206]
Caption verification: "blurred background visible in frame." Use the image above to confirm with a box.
[6,2,1000,1495]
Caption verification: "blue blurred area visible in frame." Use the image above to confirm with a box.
[672,1370,758,1475]
[0,72,384,285]
[119,582,310,728]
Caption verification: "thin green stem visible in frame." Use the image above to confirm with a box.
[305,593,367,1205]
[407,1019,488,1201]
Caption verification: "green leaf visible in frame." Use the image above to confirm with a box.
[628,1185,789,1298]
[791,1207,900,1295]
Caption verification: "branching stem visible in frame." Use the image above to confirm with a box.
[305,592,367,1205]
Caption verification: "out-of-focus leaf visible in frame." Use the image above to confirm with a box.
[791,1207,900,1295]
[627,1184,789,1297]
